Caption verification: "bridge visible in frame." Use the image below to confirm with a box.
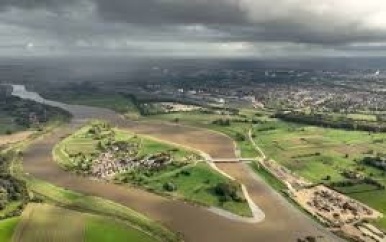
[209,158,258,163]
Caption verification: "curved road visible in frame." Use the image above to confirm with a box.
[13,85,343,242]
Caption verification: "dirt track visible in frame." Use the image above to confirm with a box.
[15,85,344,242]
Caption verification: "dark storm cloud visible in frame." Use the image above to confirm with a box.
[94,0,246,25]
[0,0,76,11]
[1,0,386,57]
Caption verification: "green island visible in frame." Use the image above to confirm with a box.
[53,121,252,217]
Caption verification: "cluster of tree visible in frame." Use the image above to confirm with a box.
[361,156,386,171]
[214,182,245,203]
[67,153,94,173]
[212,118,231,126]
[0,151,28,218]
[330,177,385,190]
[292,152,321,159]
[87,122,114,140]
[234,132,246,142]
[0,175,28,210]
[274,112,386,133]
[256,125,277,132]
[232,118,263,124]
[163,182,177,192]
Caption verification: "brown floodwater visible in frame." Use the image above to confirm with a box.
[15,85,344,242]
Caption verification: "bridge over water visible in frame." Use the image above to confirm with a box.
[206,158,258,163]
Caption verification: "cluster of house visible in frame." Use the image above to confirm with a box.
[91,151,172,179]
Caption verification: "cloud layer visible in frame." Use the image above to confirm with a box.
[1,0,386,57]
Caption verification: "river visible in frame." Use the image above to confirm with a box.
[12,85,344,242]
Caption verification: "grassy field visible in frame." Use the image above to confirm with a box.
[12,203,155,242]
[0,217,20,242]
[85,216,154,242]
[123,162,252,217]
[252,119,386,229]
[253,120,386,182]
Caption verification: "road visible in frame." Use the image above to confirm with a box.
[13,85,344,242]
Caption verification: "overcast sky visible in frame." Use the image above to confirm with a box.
[2,0,386,58]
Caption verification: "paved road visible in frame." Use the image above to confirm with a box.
[14,85,344,242]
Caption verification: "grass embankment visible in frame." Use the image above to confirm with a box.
[249,162,287,192]
[13,203,155,242]
[252,119,386,230]
[54,123,252,217]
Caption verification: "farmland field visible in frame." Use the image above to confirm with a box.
[12,203,155,242]
[253,120,386,182]
[252,119,386,229]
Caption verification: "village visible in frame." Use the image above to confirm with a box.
[91,151,172,180]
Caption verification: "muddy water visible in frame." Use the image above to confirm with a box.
[14,85,344,242]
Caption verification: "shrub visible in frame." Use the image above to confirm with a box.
[214,182,244,202]
[163,182,177,192]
